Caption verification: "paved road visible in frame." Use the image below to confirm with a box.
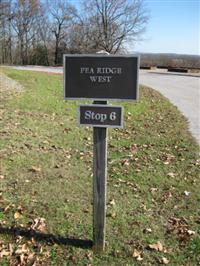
[140,70,200,145]
[6,66,200,145]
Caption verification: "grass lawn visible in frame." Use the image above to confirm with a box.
[0,68,199,265]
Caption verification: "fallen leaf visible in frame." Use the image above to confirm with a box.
[137,255,143,261]
[9,244,13,254]
[111,212,116,218]
[184,191,190,196]
[4,205,12,212]
[15,244,29,255]
[42,140,49,144]
[85,252,93,260]
[150,187,158,193]
[121,159,130,166]
[27,253,35,262]
[30,166,41,173]
[187,230,195,235]
[20,254,25,264]
[109,199,116,206]
[167,217,190,241]
[132,249,141,258]
[163,161,170,165]
[14,211,22,220]
[161,257,170,264]
[149,241,163,251]
[133,249,143,261]
[167,172,176,178]
[145,228,152,233]
[30,217,46,232]
[0,250,10,258]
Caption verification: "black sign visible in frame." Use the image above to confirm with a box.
[64,54,139,101]
[78,105,123,128]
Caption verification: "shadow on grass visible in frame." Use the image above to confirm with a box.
[0,226,93,249]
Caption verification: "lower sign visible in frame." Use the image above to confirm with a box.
[78,105,123,128]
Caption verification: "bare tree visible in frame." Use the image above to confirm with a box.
[11,0,39,64]
[0,0,150,65]
[47,0,77,65]
[81,0,149,54]
[31,2,51,65]
[0,0,13,64]
[67,19,95,53]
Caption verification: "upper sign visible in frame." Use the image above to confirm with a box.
[63,54,139,101]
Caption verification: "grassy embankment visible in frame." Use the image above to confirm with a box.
[0,68,199,265]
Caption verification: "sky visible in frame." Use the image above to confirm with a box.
[132,0,200,55]
[69,0,199,55]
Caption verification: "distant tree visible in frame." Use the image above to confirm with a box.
[0,0,12,64]
[47,0,77,65]
[11,0,40,64]
[81,0,149,54]
[67,19,97,53]
[33,2,51,65]
[0,0,159,66]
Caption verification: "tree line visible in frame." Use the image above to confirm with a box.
[0,0,148,66]
[140,53,200,69]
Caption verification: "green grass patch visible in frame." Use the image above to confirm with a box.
[0,68,199,265]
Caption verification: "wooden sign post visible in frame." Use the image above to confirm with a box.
[79,102,123,251]
[63,53,139,252]
[93,101,107,252]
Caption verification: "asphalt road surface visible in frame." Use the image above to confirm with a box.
[6,66,200,145]
[140,70,200,145]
